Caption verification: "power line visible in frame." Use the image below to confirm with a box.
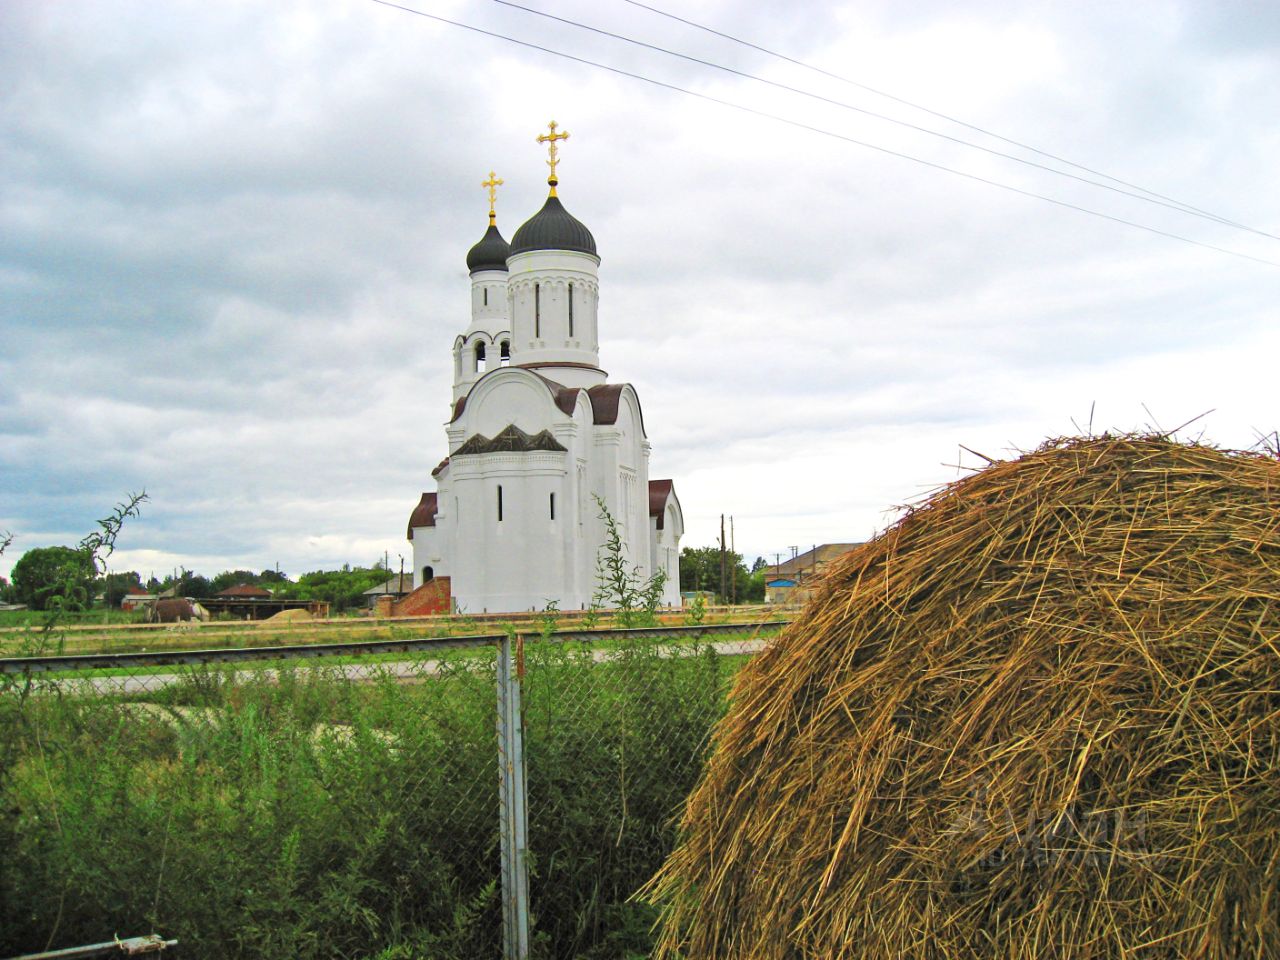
[619,0,1264,237]
[367,0,1280,269]
[493,0,1280,241]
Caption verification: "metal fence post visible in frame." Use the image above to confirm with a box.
[497,632,530,959]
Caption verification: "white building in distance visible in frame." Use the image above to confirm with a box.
[407,124,683,614]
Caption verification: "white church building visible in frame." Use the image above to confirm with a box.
[407,125,683,613]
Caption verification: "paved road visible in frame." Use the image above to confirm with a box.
[22,638,770,698]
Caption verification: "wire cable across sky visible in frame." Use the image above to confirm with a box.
[618,0,1244,228]
[367,0,1280,270]
[491,0,1279,242]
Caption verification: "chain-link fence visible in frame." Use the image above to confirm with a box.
[518,624,769,960]
[0,622,784,960]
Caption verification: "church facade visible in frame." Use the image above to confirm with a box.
[407,125,683,613]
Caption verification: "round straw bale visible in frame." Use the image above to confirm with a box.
[647,435,1280,959]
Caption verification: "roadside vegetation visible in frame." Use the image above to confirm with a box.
[0,631,751,959]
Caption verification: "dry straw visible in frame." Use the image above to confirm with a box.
[645,435,1280,959]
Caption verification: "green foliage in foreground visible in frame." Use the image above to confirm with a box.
[591,495,667,628]
[0,636,743,959]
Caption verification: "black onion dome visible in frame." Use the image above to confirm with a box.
[466,223,511,273]
[509,195,597,257]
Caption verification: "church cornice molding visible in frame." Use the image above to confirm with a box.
[450,451,568,479]
[507,274,599,293]
[517,361,606,374]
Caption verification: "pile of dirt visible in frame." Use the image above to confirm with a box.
[646,435,1280,959]
[262,608,313,623]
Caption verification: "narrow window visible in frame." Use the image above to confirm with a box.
[475,341,486,373]
[549,492,555,520]
[497,485,504,522]
[568,282,574,337]
[500,340,510,366]
[534,283,541,337]
[483,287,488,306]
[422,565,434,581]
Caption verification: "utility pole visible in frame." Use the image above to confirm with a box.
[729,515,736,605]
[719,514,727,606]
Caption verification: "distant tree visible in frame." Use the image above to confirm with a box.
[10,546,97,611]
[259,568,288,585]
[275,566,386,613]
[102,571,144,607]
[679,545,754,603]
[157,568,213,599]
[680,546,721,595]
[210,569,260,594]
[750,556,768,573]
[0,531,12,603]
[181,573,213,599]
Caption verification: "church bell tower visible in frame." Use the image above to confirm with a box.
[453,171,512,404]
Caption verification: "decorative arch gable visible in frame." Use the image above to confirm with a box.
[455,367,573,440]
[648,479,682,531]
[587,383,647,437]
[407,492,438,538]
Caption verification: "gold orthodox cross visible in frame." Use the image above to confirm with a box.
[536,120,570,195]
[482,171,503,224]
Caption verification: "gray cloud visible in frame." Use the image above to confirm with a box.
[2,0,1277,578]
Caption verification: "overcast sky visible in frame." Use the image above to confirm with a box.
[2,0,1278,583]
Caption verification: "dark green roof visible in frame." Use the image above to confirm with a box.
[509,195,597,257]
[466,223,511,273]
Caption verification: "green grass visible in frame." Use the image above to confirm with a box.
[0,634,751,959]
[0,608,139,628]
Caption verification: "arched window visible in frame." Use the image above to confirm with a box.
[534,283,541,338]
[422,565,434,582]
[500,340,510,366]
[474,341,486,373]
[568,282,574,337]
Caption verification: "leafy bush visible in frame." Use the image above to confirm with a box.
[9,545,98,611]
